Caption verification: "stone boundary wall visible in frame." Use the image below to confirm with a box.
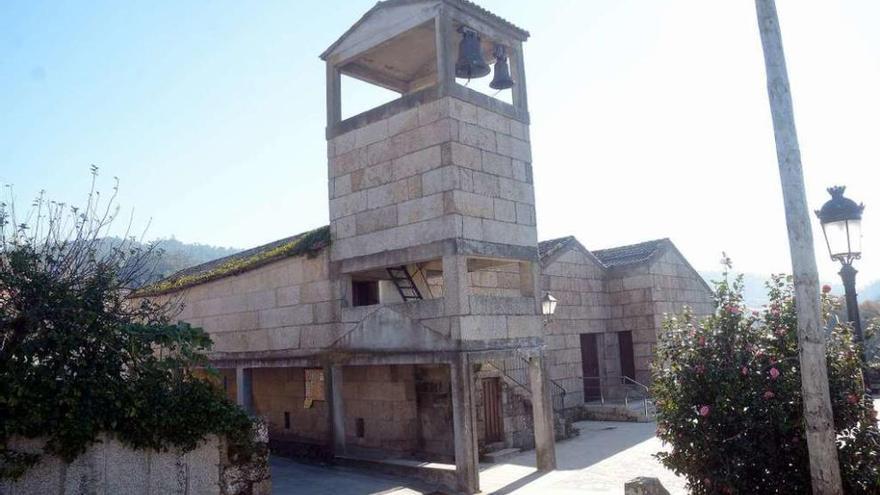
[1,428,270,495]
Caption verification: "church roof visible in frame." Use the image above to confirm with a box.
[591,239,668,268]
[135,225,330,297]
[139,227,677,296]
[321,0,529,61]
[537,236,576,260]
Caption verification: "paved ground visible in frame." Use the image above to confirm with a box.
[270,420,686,495]
[270,400,880,494]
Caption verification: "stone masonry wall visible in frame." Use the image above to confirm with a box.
[2,431,271,495]
[607,248,715,388]
[469,261,522,298]
[251,367,329,445]
[328,96,536,261]
[342,365,419,455]
[169,250,342,354]
[541,243,714,404]
[541,248,610,406]
[606,262,655,387]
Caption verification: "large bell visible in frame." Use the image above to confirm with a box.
[455,28,490,79]
[489,44,514,90]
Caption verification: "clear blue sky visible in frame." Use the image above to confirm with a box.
[2,1,878,285]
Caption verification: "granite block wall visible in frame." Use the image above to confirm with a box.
[328,96,536,262]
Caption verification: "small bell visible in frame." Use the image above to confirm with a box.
[455,28,490,79]
[489,44,514,90]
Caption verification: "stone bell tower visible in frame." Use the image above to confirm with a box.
[320,3,553,492]
[321,0,537,295]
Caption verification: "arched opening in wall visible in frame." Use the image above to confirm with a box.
[341,74,400,121]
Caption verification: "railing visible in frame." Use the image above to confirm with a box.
[483,354,567,414]
[582,376,605,405]
[622,375,652,417]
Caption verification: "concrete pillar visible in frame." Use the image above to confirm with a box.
[325,365,346,455]
[235,367,253,414]
[528,355,557,471]
[442,255,470,321]
[450,355,479,494]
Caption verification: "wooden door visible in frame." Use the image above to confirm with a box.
[618,331,636,381]
[580,333,602,401]
[482,378,503,443]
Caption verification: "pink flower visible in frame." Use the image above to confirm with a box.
[751,310,760,317]
[726,305,741,315]
[741,366,749,376]
[699,405,711,417]
[694,364,706,375]
[770,367,780,380]
[764,390,775,400]
[846,394,859,405]
[822,284,832,294]
[698,336,706,347]
[775,325,788,336]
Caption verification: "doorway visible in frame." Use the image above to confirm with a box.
[482,377,503,443]
[580,333,602,401]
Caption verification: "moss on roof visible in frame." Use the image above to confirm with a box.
[135,225,330,297]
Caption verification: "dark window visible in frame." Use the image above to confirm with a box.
[618,331,636,381]
[356,418,365,438]
[352,280,379,306]
[284,411,291,429]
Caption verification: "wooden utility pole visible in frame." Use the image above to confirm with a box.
[754,1,843,493]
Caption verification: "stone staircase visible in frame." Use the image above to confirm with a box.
[481,358,579,442]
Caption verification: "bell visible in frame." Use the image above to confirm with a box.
[455,28,490,79]
[489,44,514,90]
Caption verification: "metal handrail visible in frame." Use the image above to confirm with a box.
[484,356,568,414]
[582,376,605,405]
[621,376,652,417]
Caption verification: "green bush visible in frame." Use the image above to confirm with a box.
[0,174,255,479]
[653,265,880,494]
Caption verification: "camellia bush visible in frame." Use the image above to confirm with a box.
[0,171,256,479]
[653,260,880,494]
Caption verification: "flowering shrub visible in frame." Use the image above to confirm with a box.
[653,265,880,494]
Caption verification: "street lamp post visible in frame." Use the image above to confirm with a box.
[815,186,866,344]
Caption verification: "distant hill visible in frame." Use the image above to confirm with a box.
[95,237,240,287]
[700,271,880,308]
[700,271,773,308]
[863,280,880,301]
[145,237,240,281]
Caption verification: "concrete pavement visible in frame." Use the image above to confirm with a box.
[270,420,686,494]
[270,399,880,494]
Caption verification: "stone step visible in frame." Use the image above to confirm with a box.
[481,447,522,463]
[580,404,653,423]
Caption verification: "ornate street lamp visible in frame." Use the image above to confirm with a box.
[541,293,558,318]
[815,186,865,344]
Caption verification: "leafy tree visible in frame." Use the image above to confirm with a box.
[0,171,254,479]
[653,260,880,494]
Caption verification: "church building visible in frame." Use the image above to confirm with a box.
[140,2,713,493]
